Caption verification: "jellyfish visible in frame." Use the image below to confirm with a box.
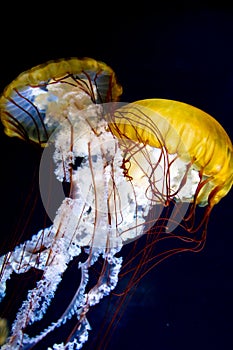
[0,57,232,350]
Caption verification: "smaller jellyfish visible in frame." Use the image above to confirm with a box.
[0,58,232,350]
[0,57,122,146]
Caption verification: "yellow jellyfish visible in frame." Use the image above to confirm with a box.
[0,57,232,350]
[0,57,122,146]
[109,98,233,208]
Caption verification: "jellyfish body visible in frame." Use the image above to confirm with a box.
[0,58,232,350]
[109,99,233,207]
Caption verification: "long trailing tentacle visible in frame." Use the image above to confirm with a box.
[1,231,78,350]
[20,248,122,350]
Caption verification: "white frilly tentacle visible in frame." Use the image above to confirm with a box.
[21,247,122,350]
[0,226,55,302]
[1,230,80,350]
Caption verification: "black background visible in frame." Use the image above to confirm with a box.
[0,2,233,350]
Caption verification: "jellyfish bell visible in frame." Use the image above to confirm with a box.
[0,57,232,350]
[110,98,233,205]
[0,57,122,147]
